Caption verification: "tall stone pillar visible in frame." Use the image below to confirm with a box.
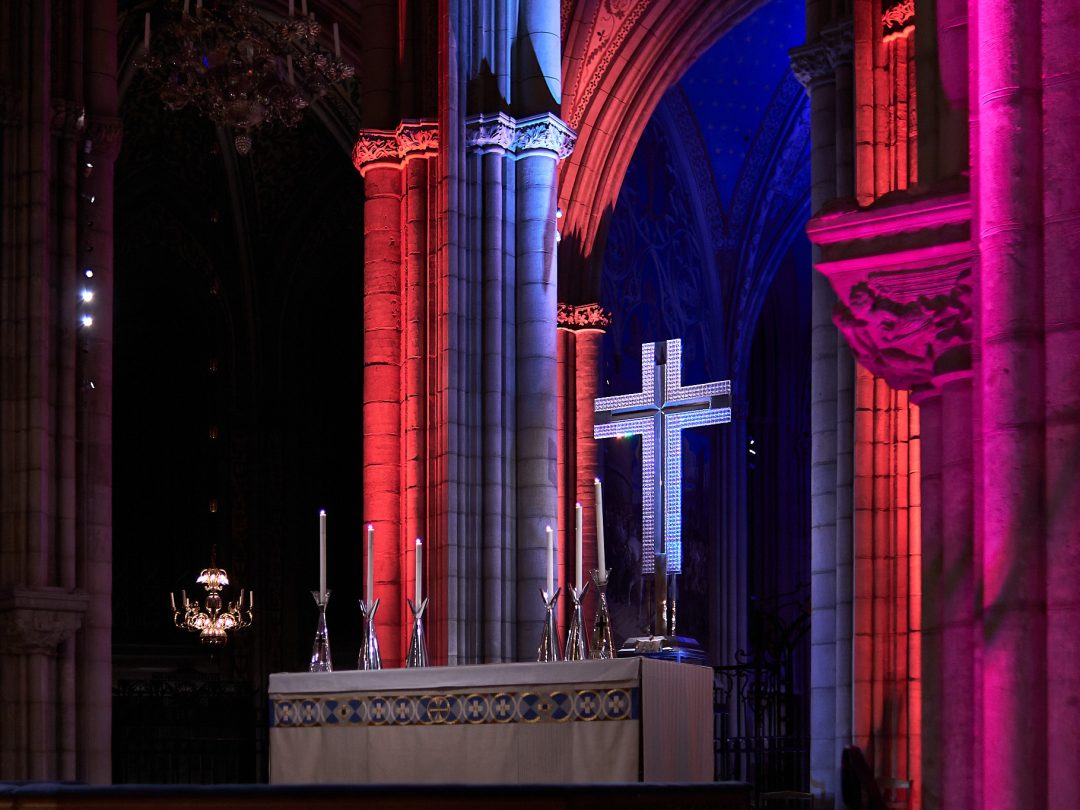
[512,117,574,660]
[556,305,610,627]
[912,388,942,810]
[0,0,117,783]
[790,36,843,807]
[974,0,1047,805]
[353,122,440,666]
[939,374,974,810]
[1042,0,1080,798]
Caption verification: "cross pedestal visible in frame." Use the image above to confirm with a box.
[594,339,731,661]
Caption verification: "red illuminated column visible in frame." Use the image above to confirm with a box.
[361,163,405,666]
[555,306,609,630]
[355,123,440,667]
[574,327,603,620]
[975,0,1047,804]
[1042,0,1080,799]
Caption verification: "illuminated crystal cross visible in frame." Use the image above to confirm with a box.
[594,339,731,574]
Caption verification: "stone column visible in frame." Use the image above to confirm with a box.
[913,388,943,810]
[354,122,440,665]
[975,0,1046,804]
[555,305,610,627]
[939,373,974,810]
[791,38,842,806]
[514,127,561,660]
[480,148,509,662]
[1041,0,1080,799]
[361,162,405,665]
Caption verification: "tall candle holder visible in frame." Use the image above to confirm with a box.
[308,591,332,672]
[589,569,615,659]
[405,597,429,668]
[537,588,562,662]
[565,583,589,661]
[358,598,382,670]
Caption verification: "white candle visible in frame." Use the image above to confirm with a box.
[288,0,294,17]
[181,589,187,606]
[333,22,340,58]
[319,509,327,600]
[143,13,150,50]
[183,0,190,16]
[249,590,254,608]
[301,0,307,15]
[575,502,583,592]
[170,592,177,612]
[545,525,554,596]
[366,524,374,605]
[594,478,606,575]
[415,538,423,605]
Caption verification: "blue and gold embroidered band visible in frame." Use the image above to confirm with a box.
[271,687,640,728]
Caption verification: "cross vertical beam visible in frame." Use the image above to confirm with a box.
[594,339,731,574]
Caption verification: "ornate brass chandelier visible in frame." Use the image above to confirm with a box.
[137,0,355,154]
[171,551,254,644]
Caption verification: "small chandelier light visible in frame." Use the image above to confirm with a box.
[137,0,355,154]
[171,549,254,644]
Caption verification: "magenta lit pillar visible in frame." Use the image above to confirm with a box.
[1042,0,1080,799]
[975,0,1047,806]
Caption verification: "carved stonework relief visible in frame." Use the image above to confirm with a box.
[807,191,974,390]
[465,112,577,160]
[566,0,650,129]
[557,302,612,330]
[0,589,89,656]
[882,0,916,40]
[352,120,439,175]
[834,264,971,388]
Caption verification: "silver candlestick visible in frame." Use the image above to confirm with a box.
[405,597,429,667]
[309,590,332,672]
[590,569,615,659]
[565,582,589,661]
[358,598,382,670]
[537,588,562,662]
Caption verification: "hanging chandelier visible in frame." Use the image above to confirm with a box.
[137,0,355,154]
[171,550,254,644]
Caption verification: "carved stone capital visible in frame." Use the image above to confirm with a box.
[352,119,439,176]
[465,112,517,153]
[0,588,90,656]
[789,42,833,92]
[465,112,577,161]
[882,0,916,39]
[822,20,854,69]
[807,190,974,390]
[557,302,612,331]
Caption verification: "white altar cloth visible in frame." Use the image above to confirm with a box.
[269,657,713,784]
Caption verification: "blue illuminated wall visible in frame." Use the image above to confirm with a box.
[596,0,810,656]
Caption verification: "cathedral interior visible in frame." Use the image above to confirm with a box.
[1,0,1076,808]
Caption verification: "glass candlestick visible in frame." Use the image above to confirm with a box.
[358,598,382,670]
[309,591,332,672]
[537,588,562,662]
[565,582,590,661]
[590,569,615,659]
[405,597,429,668]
